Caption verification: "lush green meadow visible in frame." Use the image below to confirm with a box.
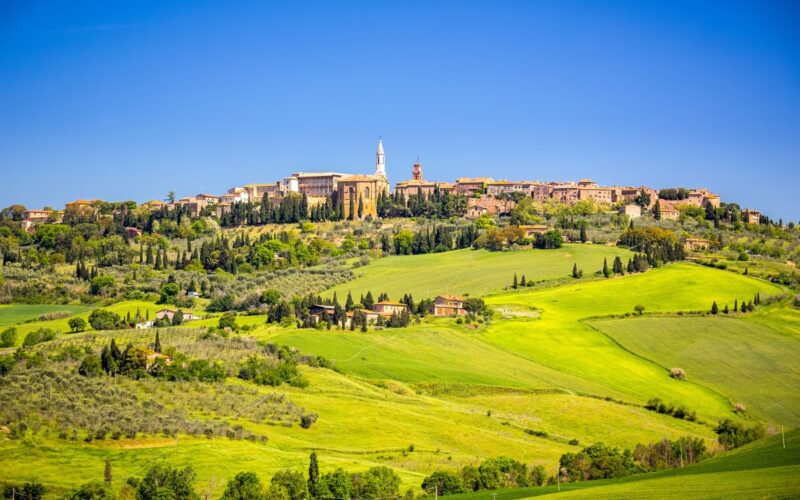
[481,263,784,421]
[1,254,798,497]
[0,304,94,327]
[325,244,634,300]
[590,312,800,427]
[447,429,800,499]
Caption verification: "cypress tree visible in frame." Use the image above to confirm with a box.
[627,258,635,273]
[653,200,662,220]
[520,275,527,286]
[348,196,355,221]
[580,226,587,243]
[154,331,162,353]
[734,299,738,312]
[364,291,375,309]
[357,195,364,219]
[603,258,610,278]
[513,273,518,289]
[308,452,319,496]
[572,263,579,279]
[711,301,719,314]
[104,460,112,485]
[345,292,354,311]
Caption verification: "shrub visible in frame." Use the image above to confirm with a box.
[78,354,104,378]
[529,464,547,486]
[0,327,17,347]
[89,275,117,296]
[22,327,57,347]
[38,311,70,321]
[421,471,466,495]
[669,368,686,380]
[269,470,307,500]
[218,312,238,331]
[221,472,265,500]
[88,309,122,331]
[300,413,318,429]
[133,464,197,500]
[68,317,87,333]
[2,483,45,500]
[714,419,765,449]
[65,480,115,500]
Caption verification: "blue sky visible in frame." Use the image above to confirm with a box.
[1,1,798,220]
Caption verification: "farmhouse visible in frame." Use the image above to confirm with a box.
[455,177,494,195]
[623,204,642,219]
[155,309,202,322]
[373,301,409,315]
[517,224,548,237]
[684,237,711,252]
[434,295,467,316]
[466,196,515,219]
[743,209,761,224]
[659,201,680,220]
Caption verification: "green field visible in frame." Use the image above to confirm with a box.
[447,429,800,499]
[482,263,784,421]
[325,244,634,300]
[589,312,800,426]
[0,304,94,327]
[1,255,798,498]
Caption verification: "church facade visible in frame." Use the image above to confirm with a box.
[337,138,389,220]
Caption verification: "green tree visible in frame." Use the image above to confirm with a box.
[0,327,17,347]
[316,469,350,500]
[270,470,308,500]
[154,331,162,353]
[104,460,112,485]
[171,310,184,326]
[89,275,117,296]
[135,464,198,500]
[308,452,319,496]
[68,317,87,333]
[352,467,400,499]
[65,481,114,500]
[88,309,122,331]
[421,471,466,495]
[602,258,610,278]
[261,289,282,305]
[78,354,103,377]
[653,200,662,220]
[711,301,719,314]
[221,472,265,500]
[159,282,180,304]
[219,312,238,331]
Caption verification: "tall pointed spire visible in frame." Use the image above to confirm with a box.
[375,137,386,177]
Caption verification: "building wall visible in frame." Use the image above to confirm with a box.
[337,176,389,220]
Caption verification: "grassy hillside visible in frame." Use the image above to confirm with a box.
[1,260,795,497]
[589,312,800,426]
[482,263,783,421]
[0,304,94,327]
[447,429,800,499]
[324,244,634,300]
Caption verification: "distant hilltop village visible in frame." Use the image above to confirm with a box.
[18,139,764,230]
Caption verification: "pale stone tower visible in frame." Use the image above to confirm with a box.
[375,138,386,178]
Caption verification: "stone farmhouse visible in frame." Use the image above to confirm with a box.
[433,295,467,316]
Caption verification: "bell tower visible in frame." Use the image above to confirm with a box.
[375,138,386,178]
[412,160,423,181]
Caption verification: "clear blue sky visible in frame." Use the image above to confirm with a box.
[1,1,798,220]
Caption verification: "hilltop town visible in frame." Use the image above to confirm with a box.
[14,139,766,233]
